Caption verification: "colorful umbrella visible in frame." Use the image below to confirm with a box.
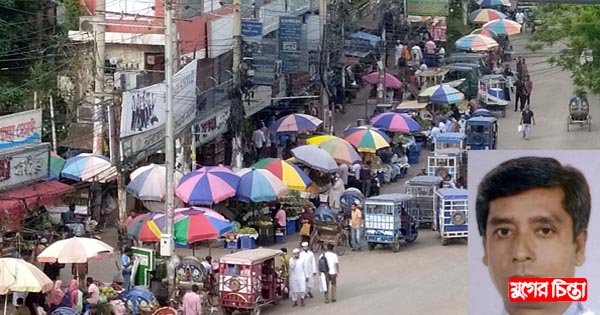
[469,8,507,24]
[251,158,312,191]
[61,153,116,182]
[371,112,422,133]
[455,34,499,51]
[428,84,465,105]
[307,136,361,165]
[235,168,288,202]
[270,114,323,133]
[478,0,510,8]
[471,28,499,39]
[482,18,522,36]
[176,166,240,205]
[343,126,391,153]
[361,72,403,89]
[291,145,339,173]
[49,151,65,180]
[127,164,184,202]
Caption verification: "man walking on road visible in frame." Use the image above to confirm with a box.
[514,78,526,112]
[351,201,363,251]
[300,242,317,299]
[523,75,533,107]
[289,248,307,307]
[319,244,340,303]
[520,106,535,140]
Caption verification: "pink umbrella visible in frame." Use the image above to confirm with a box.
[361,72,403,89]
[174,207,228,221]
[176,166,241,205]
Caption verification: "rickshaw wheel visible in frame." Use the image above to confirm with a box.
[368,243,376,250]
[441,239,449,246]
[222,308,233,315]
[392,241,401,253]
[250,307,262,315]
[336,233,349,256]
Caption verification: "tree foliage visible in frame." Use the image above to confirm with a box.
[528,4,600,95]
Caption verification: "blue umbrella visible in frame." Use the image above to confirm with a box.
[61,153,115,182]
[429,85,465,105]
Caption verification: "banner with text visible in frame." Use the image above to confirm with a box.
[120,60,198,161]
[0,109,42,152]
[279,16,303,74]
[406,0,449,17]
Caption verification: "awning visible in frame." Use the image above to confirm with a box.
[0,181,75,230]
[60,122,94,151]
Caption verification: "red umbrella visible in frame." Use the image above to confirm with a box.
[361,72,403,89]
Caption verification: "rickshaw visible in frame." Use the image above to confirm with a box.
[466,116,498,150]
[478,74,509,117]
[435,188,468,246]
[340,188,364,216]
[171,256,215,313]
[435,132,466,151]
[405,175,443,229]
[309,206,350,256]
[364,194,419,252]
[567,96,591,132]
[218,248,284,315]
[125,287,160,315]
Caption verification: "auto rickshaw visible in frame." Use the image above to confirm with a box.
[364,194,419,252]
[309,205,350,255]
[435,188,468,246]
[170,256,211,311]
[218,248,284,315]
[405,175,443,229]
[466,116,498,150]
[125,287,160,315]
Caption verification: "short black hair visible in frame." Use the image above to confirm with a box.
[191,284,199,292]
[16,298,24,305]
[476,156,591,239]
[327,243,334,251]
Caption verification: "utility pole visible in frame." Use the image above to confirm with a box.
[231,0,243,169]
[93,0,105,155]
[463,0,469,26]
[162,0,175,257]
[377,28,386,105]
[319,0,330,133]
[48,91,58,152]
[109,89,127,235]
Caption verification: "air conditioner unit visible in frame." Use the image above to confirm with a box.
[124,72,145,90]
[79,16,94,32]
[114,72,126,90]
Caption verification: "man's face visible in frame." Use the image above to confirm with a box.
[482,187,587,311]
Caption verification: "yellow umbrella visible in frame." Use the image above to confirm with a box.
[306,135,338,145]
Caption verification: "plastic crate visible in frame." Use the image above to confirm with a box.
[275,234,286,244]
[286,219,297,234]
[239,236,256,250]
[224,240,239,249]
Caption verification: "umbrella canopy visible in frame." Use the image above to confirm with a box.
[36,237,114,264]
[343,126,391,153]
[428,84,465,105]
[469,8,506,24]
[307,136,361,165]
[291,145,339,173]
[478,0,510,8]
[251,158,312,191]
[235,168,288,202]
[455,34,499,51]
[470,28,499,39]
[0,258,53,294]
[176,166,240,205]
[361,72,403,89]
[482,18,522,36]
[127,164,184,202]
[49,151,65,180]
[371,112,422,133]
[61,153,116,182]
[270,114,323,133]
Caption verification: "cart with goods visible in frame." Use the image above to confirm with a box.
[435,188,469,246]
[219,248,284,315]
[478,74,508,117]
[309,206,350,256]
[237,227,259,250]
[364,194,419,252]
[567,96,591,132]
[405,176,443,229]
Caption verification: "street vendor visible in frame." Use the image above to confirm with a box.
[84,277,99,312]
[274,203,287,231]
[299,204,314,244]
[121,248,135,292]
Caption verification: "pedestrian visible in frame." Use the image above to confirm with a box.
[523,75,533,106]
[359,161,372,197]
[274,203,287,232]
[514,77,526,112]
[411,43,423,68]
[252,123,267,161]
[429,124,441,152]
[319,244,339,303]
[515,10,525,32]
[338,163,349,187]
[328,175,344,213]
[437,42,446,65]
[516,57,523,80]
[300,242,317,299]
[48,281,64,311]
[182,284,202,315]
[43,261,61,282]
[71,263,87,288]
[521,59,529,78]
[121,248,135,292]
[520,106,535,140]
[394,40,404,68]
[299,204,314,244]
[289,248,307,307]
[350,201,363,251]
[268,142,278,158]
[59,279,79,311]
[279,248,290,299]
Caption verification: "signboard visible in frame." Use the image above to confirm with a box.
[193,107,230,146]
[120,60,197,162]
[0,109,42,152]
[132,247,155,287]
[406,0,449,16]
[0,143,50,190]
[242,21,262,37]
[279,16,303,74]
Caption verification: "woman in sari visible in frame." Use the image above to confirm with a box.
[48,280,64,311]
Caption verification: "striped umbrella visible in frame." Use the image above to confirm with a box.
[482,19,522,36]
[469,8,506,24]
[429,84,465,105]
[371,112,422,133]
[61,153,116,182]
[471,28,499,39]
[176,166,240,205]
[307,136,361,165]
[127,164,184,202]
[49,151,65,180]
[343,126,391,153]
[235,168,289,202]
[252,158,312,191]
[270,114,323,133]
[478,0,511,8]
[455,34,499,51]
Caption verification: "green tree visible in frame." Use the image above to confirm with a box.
[527,4,600,94]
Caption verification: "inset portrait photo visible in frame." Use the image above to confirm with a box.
[468,151,600,315]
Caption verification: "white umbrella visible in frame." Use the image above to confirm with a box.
[291,145,339,173]
[127,164,184,201]
[36,237,114,264]
[0,258,53,315]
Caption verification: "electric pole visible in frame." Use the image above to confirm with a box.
[377,28,386,105]
[49,91,57,152]
[93,0,105,155]
[319,0,330,133]
[162,0,175,257]
[231,0,243,169]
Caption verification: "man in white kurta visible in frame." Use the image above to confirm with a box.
[299,242,317,298]
[289,248,307,307]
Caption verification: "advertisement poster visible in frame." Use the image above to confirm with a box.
[0,109,42,151]
[279,16,303,74]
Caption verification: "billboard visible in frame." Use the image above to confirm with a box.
[406,0,450,16]
[279,16,303,74]
[0,143,50,190]
[0,109,42,152]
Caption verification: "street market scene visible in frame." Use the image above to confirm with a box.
[1,0,599,315]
